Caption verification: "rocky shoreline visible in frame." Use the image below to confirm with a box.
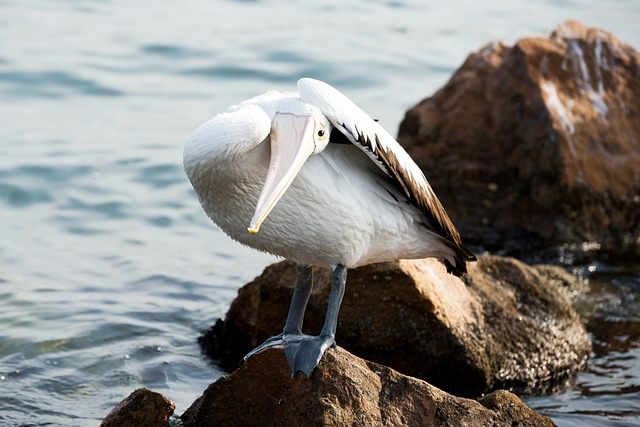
[101,20,639,426]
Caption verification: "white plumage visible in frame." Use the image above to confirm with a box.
[184,78,473,271]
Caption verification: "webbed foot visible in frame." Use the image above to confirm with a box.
[283,333,335,377]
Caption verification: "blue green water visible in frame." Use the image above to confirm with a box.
[1,1,639,425]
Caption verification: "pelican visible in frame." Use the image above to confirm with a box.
[184,78,476,377]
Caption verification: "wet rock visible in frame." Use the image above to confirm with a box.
[201,257,590,396]
[468,256,590,394]
[101,388,175,427]
[182,346,556,427]
[396,20,640,259]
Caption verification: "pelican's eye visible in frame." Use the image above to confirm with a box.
[317,124,327,141]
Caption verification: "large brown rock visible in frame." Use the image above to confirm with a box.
[182,346,556,427]
[397,20,640,259]
[201,256,590,396]
[101,388,175,427]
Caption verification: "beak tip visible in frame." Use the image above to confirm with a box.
[247,226,260,234]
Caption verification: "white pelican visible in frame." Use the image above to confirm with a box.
[184,78,476,377]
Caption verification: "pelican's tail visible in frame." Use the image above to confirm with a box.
[442,240,477,277]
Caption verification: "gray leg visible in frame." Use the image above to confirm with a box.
[284,264,347,377]
[320,264,347,339]
[244,264,313,361]
[283,264,313,334]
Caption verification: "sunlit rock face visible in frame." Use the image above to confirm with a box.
[397,20,640,260]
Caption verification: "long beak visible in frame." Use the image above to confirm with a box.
[248,113,316,234]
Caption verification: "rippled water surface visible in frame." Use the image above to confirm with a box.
[1,1,639,425]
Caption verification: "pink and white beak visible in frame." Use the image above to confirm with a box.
[248,113,317,234]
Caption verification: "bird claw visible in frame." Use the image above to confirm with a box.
[283,334,334,377]
[243,333,285,361]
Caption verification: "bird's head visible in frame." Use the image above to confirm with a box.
[248,104,332,234]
